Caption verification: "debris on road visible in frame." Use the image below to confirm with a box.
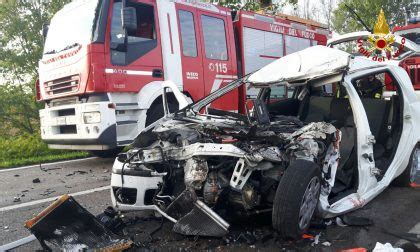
[25,195,133,251]
[311,233,321,246]
[14,174,19,177]
[339,248,367,252]
[96,206,125,234]
[235,231,257,245]
[322,241,332,247]
[66,170,88,176]
[40,166,61,172]
[32,178,40,183]
[373,242,403,252]
[40,188,56,197]
[13,197,21,202]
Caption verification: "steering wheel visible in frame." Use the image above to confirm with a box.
[245,99,270,125]
[245,100,256,124]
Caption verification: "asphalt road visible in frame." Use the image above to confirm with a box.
[0,157,114,250]
[0,158,419,251]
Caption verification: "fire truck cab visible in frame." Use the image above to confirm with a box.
[38,0,329,156]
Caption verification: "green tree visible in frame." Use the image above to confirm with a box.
[211,0,297,13]
[332,0,417,34]
[0,0,70,135]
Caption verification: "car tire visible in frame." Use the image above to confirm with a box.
[90,147,123,158]
[145,101,178,127]
[272,159,321,239]
[392,146,419,187]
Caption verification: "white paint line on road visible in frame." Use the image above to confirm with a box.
[0,157,98,173]
[0,186,110,212]
[0,235,36,251]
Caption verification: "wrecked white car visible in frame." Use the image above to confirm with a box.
[110,46,420,239]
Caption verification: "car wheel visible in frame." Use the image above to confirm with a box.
[393,146,420,187]
[272,159,321,239]
[90,148,123,158]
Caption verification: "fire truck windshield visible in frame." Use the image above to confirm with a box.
[43,0,100,55]
[395,28,420,44]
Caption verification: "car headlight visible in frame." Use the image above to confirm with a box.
[83,111,101,124]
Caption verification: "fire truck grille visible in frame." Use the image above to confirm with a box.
[44,75,79,95]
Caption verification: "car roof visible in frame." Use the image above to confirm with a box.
[247,45,415,87]
[248,46,351,86]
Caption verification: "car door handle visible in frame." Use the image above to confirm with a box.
[152,69,163,78]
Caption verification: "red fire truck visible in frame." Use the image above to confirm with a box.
[392,17,420,90]
[37,0,330,156]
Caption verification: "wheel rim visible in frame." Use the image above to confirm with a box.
[298,176,321,230]
[410,148,420,183]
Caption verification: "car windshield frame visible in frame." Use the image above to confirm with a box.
[188,77,248,114]
[43,0,101,55]
[394,28,420,45]
[327,32,418,61]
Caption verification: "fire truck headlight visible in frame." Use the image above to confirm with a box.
[83,112,101,124]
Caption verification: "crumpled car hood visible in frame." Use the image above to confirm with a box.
[132,114,336,163]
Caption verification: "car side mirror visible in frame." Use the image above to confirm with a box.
[121,7,137,32]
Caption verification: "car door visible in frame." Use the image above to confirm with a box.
[341,74,376,193]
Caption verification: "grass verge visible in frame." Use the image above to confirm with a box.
[0,151,90,168]
[0,134,90,168]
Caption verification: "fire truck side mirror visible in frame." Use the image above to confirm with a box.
[42,23,49,39]
[121,7,137,32]
[162,87,171,117]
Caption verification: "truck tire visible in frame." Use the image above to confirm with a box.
[145,101,178,127]
[90,148,123,158]
[272,159,321,239]
[393,146,419,187]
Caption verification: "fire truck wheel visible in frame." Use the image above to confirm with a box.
[145,101,178,127]
[90,148,123,158]
[272,159,321,239]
